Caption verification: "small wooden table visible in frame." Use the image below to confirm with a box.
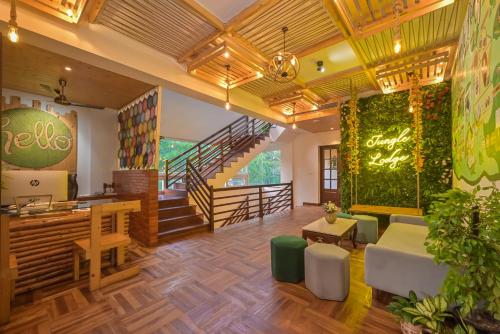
[302,217,358,248]
[349,204,423,216]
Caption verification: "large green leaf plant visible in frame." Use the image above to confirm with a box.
[424,186,500,321]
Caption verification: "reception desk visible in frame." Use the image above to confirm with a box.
[5,205,129,295]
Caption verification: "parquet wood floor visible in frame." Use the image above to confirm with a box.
[0,206,400,334]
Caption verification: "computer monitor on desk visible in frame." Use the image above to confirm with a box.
[1,170,68,206]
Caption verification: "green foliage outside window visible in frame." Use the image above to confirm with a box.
[158,138,196,172]
[227,150,281,186]
[340,81,452,212]
[247,150,281,185]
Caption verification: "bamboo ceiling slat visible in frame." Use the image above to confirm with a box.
[96,0,219,59]
[310,72,373,100]
[239,76,301,99]
[236,0,341,58]
[353,1,466,67]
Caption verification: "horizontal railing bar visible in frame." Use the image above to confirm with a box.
[213,194,290,207]
[213,182,292,192]
[168,116,248,164]
[213,211,261,222]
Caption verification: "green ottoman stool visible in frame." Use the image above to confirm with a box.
[271,235,308,283]
[352,214,379,244]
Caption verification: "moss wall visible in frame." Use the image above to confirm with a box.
[340,82,452,212]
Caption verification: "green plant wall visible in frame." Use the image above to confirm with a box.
[340,82,452,212]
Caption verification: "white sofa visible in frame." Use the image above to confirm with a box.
[364,214,448,298]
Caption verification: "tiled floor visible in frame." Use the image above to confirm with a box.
[1,206,400,333]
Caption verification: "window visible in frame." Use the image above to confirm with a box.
[226,150,281,187]
[158,138,196,172]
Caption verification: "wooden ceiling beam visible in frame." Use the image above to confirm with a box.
[287,106,339,123]
[19,0,89,23]
[338,0,455,39]
[178,0,225,31]
[187,43,226,73]
[177,31,223,63]
[224,0,282,32]
[305,65,364,89]
[322,0,380,91]
[88,0,107,23]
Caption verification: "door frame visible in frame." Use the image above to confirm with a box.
[318,144,341,205]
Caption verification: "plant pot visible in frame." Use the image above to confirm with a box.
[464,310,500,333]
[325,213,337,224]
[400,322,423,334]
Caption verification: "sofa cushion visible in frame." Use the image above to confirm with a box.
[377,223,430,256]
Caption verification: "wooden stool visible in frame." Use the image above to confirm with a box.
[72,200,141,291]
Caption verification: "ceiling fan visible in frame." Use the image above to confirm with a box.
[40,79,105,109]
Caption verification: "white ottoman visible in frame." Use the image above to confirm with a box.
[305,243,350,301]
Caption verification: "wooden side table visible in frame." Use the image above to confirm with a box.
[302,217,358,248]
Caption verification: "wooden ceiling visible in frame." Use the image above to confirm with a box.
[95,0,222,59]
[16,0,467,130]
[2,38,154,109]
[17,0,89,23]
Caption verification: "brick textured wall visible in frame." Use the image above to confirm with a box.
[113,170,158,246]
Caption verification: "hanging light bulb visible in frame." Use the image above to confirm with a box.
[292,123,297,130]
[7,0,19,43]
[292,102,297,130]
[393,0,402,54]
[393,27,402,54]
[225,64,231,110]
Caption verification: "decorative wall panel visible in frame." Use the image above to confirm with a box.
[1,96,77,172]
[117,88,160,170]
[452,0,499,186]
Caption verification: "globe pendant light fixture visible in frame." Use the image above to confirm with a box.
[225,64,231,110]
[7,0,19,43]
[269,27,299,83]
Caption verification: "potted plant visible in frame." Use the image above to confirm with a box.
[403,295,452,333]
[425,186,500,333]
[322,201,338,224]
[387,291,423,334]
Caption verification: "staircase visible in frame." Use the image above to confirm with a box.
[157,116,273,241]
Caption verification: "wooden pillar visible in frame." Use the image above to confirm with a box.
[0,215,11,325]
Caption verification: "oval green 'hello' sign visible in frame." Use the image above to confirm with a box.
[1,108,73,168]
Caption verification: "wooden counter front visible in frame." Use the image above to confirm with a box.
[9,210,129,294]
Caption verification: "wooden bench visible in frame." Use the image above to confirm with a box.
[349,204,423,216]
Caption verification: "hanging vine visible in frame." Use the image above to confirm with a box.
[347,83,360,205]
[409,74,424,172]
[409,74,424,208]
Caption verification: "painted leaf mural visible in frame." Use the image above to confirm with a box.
[452,0,500,184]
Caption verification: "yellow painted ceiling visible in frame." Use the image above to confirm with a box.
[297,41,362,83]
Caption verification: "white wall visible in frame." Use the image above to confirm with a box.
[2,88,118,196]
[160,87,242,141]
[290,130,341,206]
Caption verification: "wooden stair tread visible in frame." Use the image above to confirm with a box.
[74,233,131,259]
[159,213,204,223]
[159,204,196,211]
[158,223,210,241]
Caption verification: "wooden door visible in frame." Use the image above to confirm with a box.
[319,145,340,205]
